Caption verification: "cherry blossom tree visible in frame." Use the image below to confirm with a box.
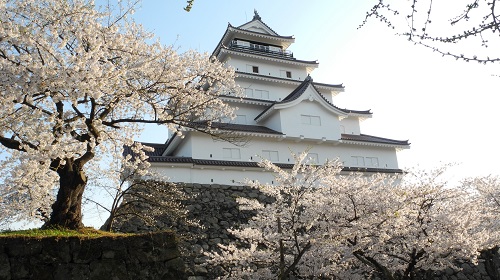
[338,168,492,280]
[81,144,195,232]
[209,153,497,279]
[208,152,349,279]
[362,0,500,64]
[0,0,239,229]
[462,175,500,246]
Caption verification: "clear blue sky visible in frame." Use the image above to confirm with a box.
[133,1,500,182]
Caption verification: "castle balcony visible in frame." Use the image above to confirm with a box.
[229,41,294,60]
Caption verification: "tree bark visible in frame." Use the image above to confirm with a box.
[44,158,87,229]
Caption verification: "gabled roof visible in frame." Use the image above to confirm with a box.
[341,133,410,147]
[212,12,295,58]
[255,76,372,122]
[237,10,280,36]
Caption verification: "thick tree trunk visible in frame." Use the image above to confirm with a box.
[44,159,87,229]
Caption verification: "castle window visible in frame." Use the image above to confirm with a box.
[223,148,241,159]
[245,88,253,96]
[254,89,269,99]
[351,156,365,167]
[280,70,292,78]
[301,115,321,126]
[247,64,259,73]
[262,150,279,161]
[366,157,379,167]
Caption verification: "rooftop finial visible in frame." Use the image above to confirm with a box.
[253,9,261,21]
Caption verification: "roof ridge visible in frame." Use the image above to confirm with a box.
[236,10,280,36]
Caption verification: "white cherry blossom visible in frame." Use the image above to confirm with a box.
[0,0,240,229]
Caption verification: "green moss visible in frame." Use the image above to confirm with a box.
[0,227,132,239]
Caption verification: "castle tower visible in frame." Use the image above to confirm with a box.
[130,11,410,185]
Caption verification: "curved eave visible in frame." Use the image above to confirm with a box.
[339,139,410,150]
[254,105,276,122]
[213,25,295,57]
[228,26,295,48]
[278,94,348,117]
[183,127,284,138]
[227,131,284,138]
[219,48,318,71]
[314,84,345,94]
[221,95,274,106]
[346,112,373,118]
[340,167,405,174]
[235,72,344,93]
[163,135,183,156]
[255,99,349,123]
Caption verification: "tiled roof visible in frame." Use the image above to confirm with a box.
[221,95,275,105]
[188,122,283,135]
[221,45,318,64]
[122,142,168,157]
[234,71,344,89]
[142,155,404,174]
[209,122,284,134]
[341,167,404,174]
[341,134,410,146]
[123,145,404,174]
[242,11,280,36]
[235,13,293,39]
[280,75,313,102]
[255,76,371,120]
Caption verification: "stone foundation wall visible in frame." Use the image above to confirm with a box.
[0,231,185,280]
[112,183,500,280]
[112,183,273,278]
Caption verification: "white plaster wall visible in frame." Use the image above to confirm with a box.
[188,133,398,167]
[152,143,399,185]
[171,135,193,157]
[340,117,361,135]
[279,99,341,141]
[227,103,266,125]
[228,56,309,83]
[189,132,255,161]
[236,79,298,102]
[152,163,278,185]
[152,164,194,183]
[261,111,283,132]
[334,144,400,169]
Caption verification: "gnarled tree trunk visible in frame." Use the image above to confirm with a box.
[44,158,87,229]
